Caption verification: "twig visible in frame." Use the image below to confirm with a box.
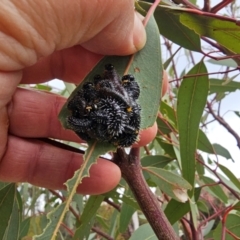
[207,102,240,149]
[211,0,234,13]
[92,226,114,240]
[170,68,239,83]
[196,157,240,199]
[104,198,121,212]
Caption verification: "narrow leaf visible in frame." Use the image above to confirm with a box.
[74,195,104,239]
[208,59,238,68]
[145,167,191,202]
[141,155,173,168]
[3,196,21,240]
[218,163,240,190]
[210,79,240,94]
[119,202,135,233]
[35,142,115,240]
[177,61,209,189]
[129,223,157,240]
[0,183,15,240]
[164,199,190,224]
[213,143,234,161]
[197,129,215,154]
[19,218,31,239]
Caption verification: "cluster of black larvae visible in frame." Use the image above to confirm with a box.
[67,64,141,147]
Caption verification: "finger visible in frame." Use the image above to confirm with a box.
[0,71,22,159]
[135,122,157,147]
[8,87,80,142]
[9,88,157,146]
[21,46,103,84]
[1,1,145,71]
[0,135,121,195]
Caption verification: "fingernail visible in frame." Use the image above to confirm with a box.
[133,12,147,51]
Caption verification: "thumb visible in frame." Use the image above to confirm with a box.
[0,0,146,71]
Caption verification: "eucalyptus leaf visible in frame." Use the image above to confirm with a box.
[59,16,162,132]
[164,199,190,224]
[210,79,240,94]
[145,167,191,202]
[180,12,240,54]
[213,143,234,161]
[177,61,209,189]
[208,59,238,68]
[74,195,104,239]
[3,196,20,240]
[0,183,16,240]
[119,199,135,233]
[129,223,157,240]
[213,214,240,240]
[35,141,115,240]
[139,3,201,52]
[197,129,215,154]
[141,155,173,168]
[218,163,240,190]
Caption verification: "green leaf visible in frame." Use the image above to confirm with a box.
[156,138,177,159]
[202,220,215,237]
[139,3,201,52]
[218,163,240,190]
[74,195,104,239]
[59,16,162,131]
[177,61,209,189]
[201,176,228,204]
[164,199,190,224]
[0,182,11,191]
[129,223,157,240]
[213,143,234,161]
[180,12,240,54]
[3,196,21,240]
[197,200,209,214]
[196,156,205,176]
[160,101,177,127]
[233,201,240,211]
[103,188,139,210]
[213,214,240,240]
[210,79,240,94]
[145,167,192,202]
[163,47,181,69]
[235,111,240,118]
[208,59,238,68]
[141,155,173,168]
[197,129,215,154]
[119,197,135,233]
[35,141,115,240]
[156,117,173,135]
[19,217,31,239]
[189,199,199,229]
[0,183,16,240]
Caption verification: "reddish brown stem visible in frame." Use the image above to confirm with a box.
[211,0,233,13]
[113,148,179,240]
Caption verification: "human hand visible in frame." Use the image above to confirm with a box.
[0,0,163,195]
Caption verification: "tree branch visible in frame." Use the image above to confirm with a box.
[113,148,179,240]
